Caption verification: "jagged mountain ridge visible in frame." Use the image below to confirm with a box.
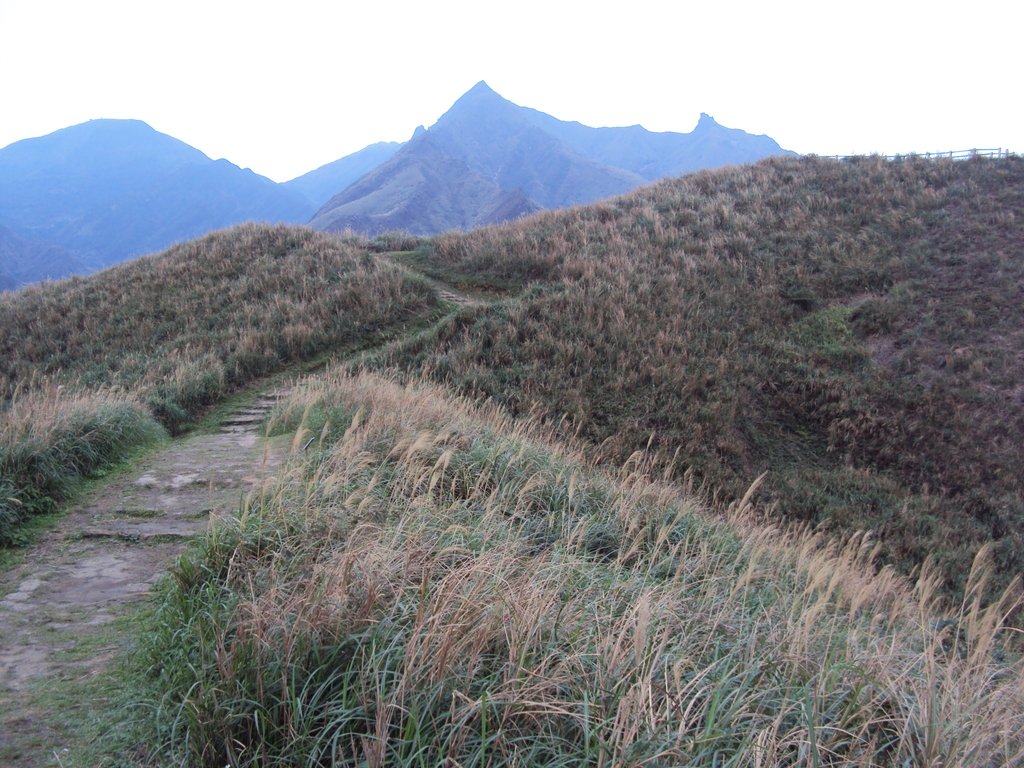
[311,81,794,236]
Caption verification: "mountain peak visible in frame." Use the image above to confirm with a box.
[695,112,720,130]
[444,80,512,115]
[467,80,497,96]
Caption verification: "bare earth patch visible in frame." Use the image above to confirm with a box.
[0,393,289,767]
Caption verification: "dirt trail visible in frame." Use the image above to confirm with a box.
[388,259,488,309]
[0,391,290,766]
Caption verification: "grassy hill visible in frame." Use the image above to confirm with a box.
[0,223,442,544]
[373,154,1024,598]
[132,369,1023,766]
[2,154,1023,765]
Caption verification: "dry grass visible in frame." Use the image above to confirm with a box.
[136,369,1024,766]
[373,154,1024,598]
[0,383,163,544]
[0,223,440,431]
[0,223,443,543]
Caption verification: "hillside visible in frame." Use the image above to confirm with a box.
[311,81,792,236]
[2,156,1023,766]
[0,224,442,544]
[283,140,404,209]
[129,369,1023,766]
[374,154,1024,597]
[0,120,314,275]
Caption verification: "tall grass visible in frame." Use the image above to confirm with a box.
[373,155,1024,597]
[0,384,164,545]
[0,223,443,543]
[0,223,441,432]
[133,370,1024,766]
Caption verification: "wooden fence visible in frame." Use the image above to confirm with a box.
[827,148,1013,161]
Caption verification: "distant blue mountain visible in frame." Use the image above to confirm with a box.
[0,92,797,285]
[311,82,796,236]
[0,224,93,292]
[284,141,403,209]
[0,119,315,278]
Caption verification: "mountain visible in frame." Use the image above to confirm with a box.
[519,109,795,180]
[0,89,794,282]
[0,119,315,271]
[311,81,793,236]
[309,131,540,235]
[284,141,403,209]
[0,224,95,290]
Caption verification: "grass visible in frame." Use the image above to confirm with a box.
[126,369,1024,767]
[3,154,1023,765]
[0,385,166,548]
[0,223,441,433]
[370,154,1024,599]
[0,223,444,546]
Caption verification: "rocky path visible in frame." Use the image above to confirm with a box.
[0,390,290,767]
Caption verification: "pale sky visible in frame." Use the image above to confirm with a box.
[1,0,1020,182]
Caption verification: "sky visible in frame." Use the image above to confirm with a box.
[1,0,1020,183]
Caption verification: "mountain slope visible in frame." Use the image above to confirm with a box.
[0,224,93,290]
[375,154,1024,599]
[0,120,315,270]
[422,81,646,209]
[310,132,540,235]
[284,140,403,209]
[312,81,791,236]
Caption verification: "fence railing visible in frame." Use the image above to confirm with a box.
[826,148,1013,161]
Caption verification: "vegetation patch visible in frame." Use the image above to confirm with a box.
[0,223,443,546]
[372,155,1024,597]
[0,386,165,546]
[130,371,1024,766]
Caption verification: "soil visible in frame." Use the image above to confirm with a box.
[0,392,290,767]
